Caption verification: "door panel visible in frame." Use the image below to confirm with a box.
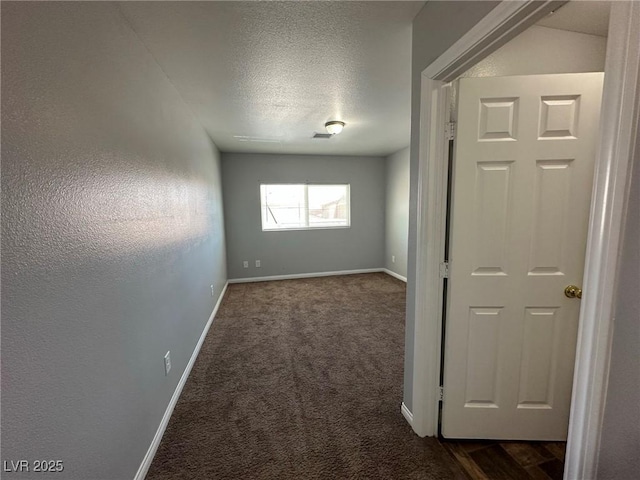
[517,307,560,409]
[465,307,502,407]
[529,160,573,275]
[473,162,513,275]
[442,73,603,440]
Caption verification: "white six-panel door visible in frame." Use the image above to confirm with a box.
[442,73,604,440]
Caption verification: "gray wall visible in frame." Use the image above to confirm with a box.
[597,135,640,478]
[385,147,410,279]
[222,153,385,279]
[1,3,227,479]
[405,0,500,411]
[462,25,607,78]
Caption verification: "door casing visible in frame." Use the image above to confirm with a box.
[404,1,640,480]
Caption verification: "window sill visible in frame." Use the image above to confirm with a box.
[261,225,351,232]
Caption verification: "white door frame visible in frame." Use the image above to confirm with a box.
[407,1,640,479]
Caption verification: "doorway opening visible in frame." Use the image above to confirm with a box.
[407,1,639,479]
[437,7,608,475]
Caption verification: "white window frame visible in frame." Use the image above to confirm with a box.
[260,183,351,232]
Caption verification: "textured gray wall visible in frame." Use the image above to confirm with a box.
[597,136,640,478]
[405,0,500,411]
[385,147,410,278]
[1,3,227,479]
[222,153,385,279]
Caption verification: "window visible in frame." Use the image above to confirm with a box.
[260,184,350,231]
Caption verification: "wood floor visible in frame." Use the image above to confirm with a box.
[441,440,566,480]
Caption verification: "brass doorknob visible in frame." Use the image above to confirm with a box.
[565,285,582,299]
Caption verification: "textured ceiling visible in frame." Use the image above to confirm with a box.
[536,1,609,37]
[118,1,425,157]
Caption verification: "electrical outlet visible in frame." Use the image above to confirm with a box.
[392,255,395,263]
[255,260,261,268]
[243,261,249,268]
[164,351,171,376]
[210,284,215,297]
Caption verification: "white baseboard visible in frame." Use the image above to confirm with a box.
[229,268,409,284]
[382,268,407,283]
[134,281,229,480]
[228,268,385,284]
[401,402,414,427]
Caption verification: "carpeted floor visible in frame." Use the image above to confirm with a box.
[147,273,465,479]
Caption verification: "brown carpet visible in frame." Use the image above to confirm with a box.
[147,273,464,480]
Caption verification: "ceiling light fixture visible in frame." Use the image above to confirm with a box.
[325,121,345,135]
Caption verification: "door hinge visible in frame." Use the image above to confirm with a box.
[445,122,456,140]
[438,385,444,401]
[439,261,449,279]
